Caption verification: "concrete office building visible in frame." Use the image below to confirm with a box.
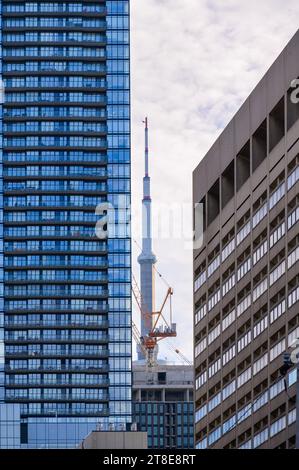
[193,30,299,449]
[1,0,131,448]
[132,362,194,449]
[79,429,147,449]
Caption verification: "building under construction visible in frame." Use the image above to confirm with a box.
[132,119,194,449]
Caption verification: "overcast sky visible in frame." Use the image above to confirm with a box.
[130,0,299,362]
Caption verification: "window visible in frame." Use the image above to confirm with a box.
[270,222,285,248]
[222,345,236,366]
[288,246,299,269]
[237,294,251,317]
[269,261,285,286]
[270,417,286,438]
[208,324,221,345]
[288,286,299,308]
[270,339,286,362]
[270,299,286,324]
[237,258,251,281]
[207,255,220,277]
[222,380,236,401]
[196,371,207,390]
[237,331,251,353]
[222,309,235,331]
[253,428,269,448]
[222,274,235,297]
[253,316,268,339]
[195,338,207,357]
[253,278,268,302]
[195,304,207,325]
[252,203,267,229]
[221,239,235,262]
[208,288,221,312]
[194,270,207,292]
[253,353,268,375]
[237,221,251,246]
[253,240,268,265]
[195,404,207,423]
[208,358,221,378]
[237,368,251,388]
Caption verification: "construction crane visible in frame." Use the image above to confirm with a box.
[132,273,177,368]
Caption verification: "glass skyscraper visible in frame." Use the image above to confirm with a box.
[0,0,131,448]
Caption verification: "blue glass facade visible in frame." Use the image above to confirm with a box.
[1,0,131,448]
[133,402,194,449]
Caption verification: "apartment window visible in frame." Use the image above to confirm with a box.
[208,426,222,446]
[270,222,285,248]
[223,415,236,434]
[269,183,285,210]
[195,404,207,423]
[253,278,268,302]
[208,358,221,379]
[287,165,299,191]
[196,371,207,390]
[195,338,207,358]
[253,391,268,412]
[237,404,252,424]
[237,368,251,388]
[269,260,286,286]
[288,206,299,229]
[269,379,284,400]
[288,285,299,308]
[208,324,221,345]
[207,254,220,278]
[208,392,221,412]
[236,220,251,246]
[288,409,296,425]
[288,246,299,269]
[222,380,236,401]
[222,345,236,366]
[253,353,268,376]
[270,339,286,362]
[195,303,207,325]
[288,326,299,348]
[252,202,267,229]
[222,309,236,331]
[237,294,251,317]
[237,258,251,281]
[208,288,221,312]
[253,428,269,448]
[194,270,207,292]
[253,316,268,339]
[237,331,251,353]
[253,240,268,265]
[270,299,286,324]
[239,440,252,450]
[221,238,235,262]
[222,274,235,297]
[270,416,286,438]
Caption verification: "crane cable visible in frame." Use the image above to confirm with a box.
[133,238,171,288]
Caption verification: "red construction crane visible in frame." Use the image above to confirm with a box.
[132,273,177,367]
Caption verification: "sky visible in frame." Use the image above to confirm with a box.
[130,0,299,363]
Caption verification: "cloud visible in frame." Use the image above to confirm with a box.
[130,0,299,362]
